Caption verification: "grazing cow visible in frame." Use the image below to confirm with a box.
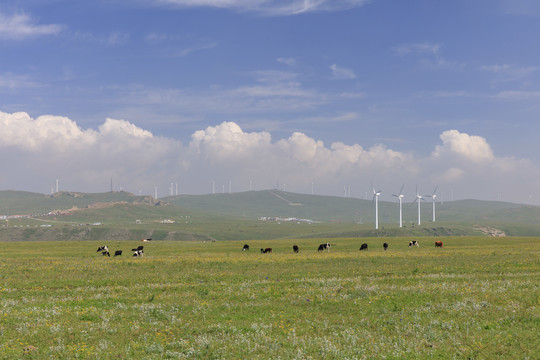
[409,240,419,247]
[383,242,388,251]
[242,244,250,251]
[260,248,272,254]
[435,241,443,248]
[318,243,331,252]
[102,251,110,257]
[131,245,144,252]
[133,249,144,257]
[359,243,368,251]
[97,246,108,252]
[293,245,299,253]
[114,250,122,256]
[142,238,152,242]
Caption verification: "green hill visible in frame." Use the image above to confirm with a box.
[1,189,540,241]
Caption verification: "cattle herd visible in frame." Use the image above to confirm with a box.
[96,238,444,257]
[244,240,444,253]
[96,239,151,258]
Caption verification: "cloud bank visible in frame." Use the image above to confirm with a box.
[0,110,539,204]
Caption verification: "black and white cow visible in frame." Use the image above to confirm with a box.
[131,245,144,252]
[318,243,331,252]
[133,249,144,257]
[102,251,110,257]
[359,243,368,251]
[409,240,419,247]
[242,244,250,251]
[293,245,299,253]
[97,245,108,252]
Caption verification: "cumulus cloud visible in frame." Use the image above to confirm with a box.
[0,111,539,204]
[0,12,62,40]
[432,130,494,163]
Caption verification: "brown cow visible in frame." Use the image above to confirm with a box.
[435,241,443,248]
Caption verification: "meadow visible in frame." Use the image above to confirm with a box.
[0,237,538,359]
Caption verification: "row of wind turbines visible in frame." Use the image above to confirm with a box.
[372,184,438,229]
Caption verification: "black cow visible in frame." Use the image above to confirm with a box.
[318,243,330,252]
[260,248,272,254]
[359,243,368,251]
[242,244,250,251]
[409,240,419,247]
[97,245,108,252]
[383,242,388,251]
[293,245,299,253]
[114,250,122,256]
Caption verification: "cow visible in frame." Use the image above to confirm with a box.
[318,243,331,252]
[359,243,368,251]
[142,238,152,242]
[383,242,388,251]
[260,248,272,254]
[409,240,419,247]
[102,251,110,257]
[131,245,144,252]
[97,246,108,252]
[114,250,122,256]
[435,241,443,248]
[293,245,299,253]
[133,249,144,257]
[242,244,250,251]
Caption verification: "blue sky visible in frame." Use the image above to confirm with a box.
[1,0,540,206]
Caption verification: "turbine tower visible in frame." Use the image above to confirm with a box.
[425,186,438,222]
[371,183,382,230]
[412,186,424,225]
[392,184,405,228]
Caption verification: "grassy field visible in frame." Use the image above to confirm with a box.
[0,237,538,359]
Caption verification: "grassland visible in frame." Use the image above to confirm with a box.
[0,237,538,359]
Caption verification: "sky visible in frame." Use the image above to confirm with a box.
[1,0,540,205]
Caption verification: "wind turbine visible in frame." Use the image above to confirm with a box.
[392,184,405,228]
[412,185,424,225]
[371,183,382,229]
[425,186,438,222]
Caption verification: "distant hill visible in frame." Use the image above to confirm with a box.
[1,189,540,240]
[165,190,540,225]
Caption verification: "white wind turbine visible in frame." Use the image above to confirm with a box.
[371,183,382,230]
[392,184,405,228]
[412,185,424,225]
[425,186,438,222]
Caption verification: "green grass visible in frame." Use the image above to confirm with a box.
[0,237,538,359]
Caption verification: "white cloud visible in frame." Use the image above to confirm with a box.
[394,42,440,56]
[0,12,62,40]
[277,57,297,66]
[330,64,356,79]
[175,42,217,57]
[1,111,539,204]
[432,130,494,163]
[150,0,370,16]
[0,73,42,89]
